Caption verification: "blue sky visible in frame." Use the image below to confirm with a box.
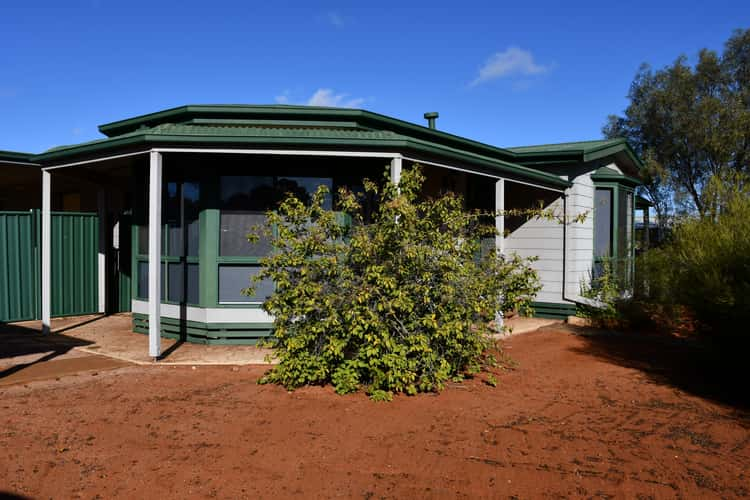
[1,1,748,153]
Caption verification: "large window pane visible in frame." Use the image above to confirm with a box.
[137,261,165,300]
[625,192,633,253]
[186,219,200,257]
[219,265,274,303]
[138,225,148,255]
[165,181,200,257]
[617,188,629,264]
[167,262,183,303]
[220,176,274,257]
[277,177,332,209]
[168,225,182,256]
[165,182,181,256]
[220,212,272,256]
[221,176,275,210]
[187,263,199,304]
[167,262,200,304]
[184,182,200,257]
[594,188,612,258]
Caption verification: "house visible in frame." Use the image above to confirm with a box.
[0,105,645,357]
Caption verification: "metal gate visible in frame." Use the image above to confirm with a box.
[0,210,99,322]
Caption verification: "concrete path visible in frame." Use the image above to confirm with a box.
[1,314,273,371]
[1,313,560,386]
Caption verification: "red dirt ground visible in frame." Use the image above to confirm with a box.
[1,327,748,499]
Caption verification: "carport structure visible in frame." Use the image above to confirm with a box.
[31,105,588,359]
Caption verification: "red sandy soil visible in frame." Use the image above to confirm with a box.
[1,327,748,499]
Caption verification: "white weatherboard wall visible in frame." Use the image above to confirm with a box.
[504,196,565,304]
[564,170,595,301]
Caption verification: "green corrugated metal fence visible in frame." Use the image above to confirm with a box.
[0,210,99,322]
[50,212,99,317]
[0,211,39,322]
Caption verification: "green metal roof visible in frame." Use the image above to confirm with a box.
[0,150,37,164]
[506,137,644,176]
[8,105,646,189]
[590,165,642,187]
[95,104,520,159]
[507,138,624,154]
[35,114,573,189]
[43,123,404,153]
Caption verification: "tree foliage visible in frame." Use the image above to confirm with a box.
[604,29,750,221]
[249,166,541,400]
[636,171,750,338]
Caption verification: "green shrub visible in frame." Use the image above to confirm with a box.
[636,172,750,339]
[249,166,541,399]
[578,259,623,327]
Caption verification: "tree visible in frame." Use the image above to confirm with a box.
[604,29,750,220]
[249,166,542,400]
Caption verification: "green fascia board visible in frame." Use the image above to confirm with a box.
[34,128,571,189]
[0,150,38,164]
[590,166,642,187]
[508,138,644,174]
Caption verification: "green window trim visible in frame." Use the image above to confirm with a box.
[592,180,636,287]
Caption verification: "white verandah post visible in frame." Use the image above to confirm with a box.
[148,151,163,359]
[495,179,505,254]
[41,170,52,335]
[390,156,402,188]
[97,190,107,313]
[495,178,505,330]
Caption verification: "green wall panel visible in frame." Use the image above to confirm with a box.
[0,212,38,322]
[530,301,577,319]
[0,210,99,322]
[50,212,99,317]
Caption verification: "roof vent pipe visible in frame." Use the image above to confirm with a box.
[423,112,439,129]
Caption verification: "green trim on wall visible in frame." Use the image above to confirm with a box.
[529,301,577,319]
[590,166,642,187]
[131,312,272,345]
[593,179,636,287]
[199,208,220,307]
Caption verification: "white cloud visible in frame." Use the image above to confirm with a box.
[306,88,365,108]
[471,47,551,86]
[274,91,290,104]
[273,88,367,108]
[327,11,345,27]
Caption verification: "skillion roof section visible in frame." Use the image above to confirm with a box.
[506,138,644,178]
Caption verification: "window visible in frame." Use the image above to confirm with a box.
[593,188,612,259]
[218,265,274,303]
[218,175,332,304]
[136,178,201,305]
[220,176,274,257]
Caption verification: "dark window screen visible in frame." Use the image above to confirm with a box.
[218,265,274,303]
[594,188,612,258]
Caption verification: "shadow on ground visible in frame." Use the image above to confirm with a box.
[565,324,750,412]
[0,320,95,380]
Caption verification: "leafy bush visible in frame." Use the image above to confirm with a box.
[635,172,750,339]
[578,259,623,327]
[249,166,541,399]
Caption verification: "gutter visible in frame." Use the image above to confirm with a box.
[34,133,571,189]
